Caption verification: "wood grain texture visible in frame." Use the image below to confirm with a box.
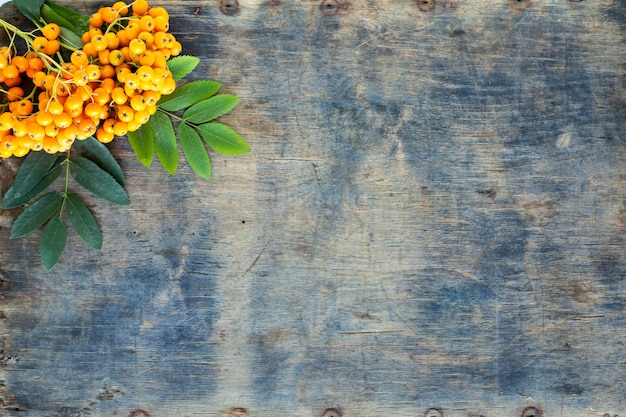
[1,0,626,416]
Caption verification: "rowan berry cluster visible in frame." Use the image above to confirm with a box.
[0,0,180,158]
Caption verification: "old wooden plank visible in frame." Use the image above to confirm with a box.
[1,0,626,416]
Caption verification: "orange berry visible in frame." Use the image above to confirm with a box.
[61,63,77,79]
[82,42,98,58]
[126,118,142,132]
[0,112,14,131]
[62,124,79,141]
[153,15,169,32]
[85,64,101,81]
[96,127,114,143]
[42,23,61,40]
[105,32,120,50]
[89,12,104,28]
[138,50,155,67]
[100,64,116,80]
[53,112,73,128]
[113,1,129,16]
[136,65,153,82]
[132,0,149,16]
[124,84,140,98]
[116,105,134,122]
[73,69,89,86]
[4,75,22,87]
[64,95,84,113]
[100,77,116,94]
[11,120,27,137]
[42,136,60,153]
[91,35,109,52]
[17,134,37,149]
[130,94,147,111]
[113,120,128,136]
[77,118,97,139]
[111,87,128,105]
[47,100,64,115]
[32,37,48,52]
[93,87,110,106]
[11,56,28,73]
[44,39,60,55]
[102,118,116,133]
[15,99,33,116]
[139,15,155,32]
[76,85,94,102]
[84,102,106,119]
[134,108,150,124]
[2,64,19,79]
[100,7,118,24]
[129,38,146,56]
[98,49,111,65]
[36,111,54,126]
[124,73,140,89]
[45,123,60,138]
[7,86,24,101]
[116,29,130,47]
[0,55,7,70]
[109,49,125,66]
[125,22,141,40]
[55,82,70,97]
[70,50,89,68]
[28,56,45,71]
[161,77,176,95]
[137,31,154,49]
[149,6,168,19]
[143,90,161,106]
[26,121,46,142]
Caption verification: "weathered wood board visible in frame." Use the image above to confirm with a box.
[1,0,626,416]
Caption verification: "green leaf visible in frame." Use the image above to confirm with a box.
[44,0,90,34]
[39,216,66,271]
[65,193,102,250]
[40,3,74,31]
[2,160,63,209]
[12,0,45,21]
[197,123,251,155]
[167,55,200,81]
[127,121,154,167]
[70,156,130,205]
[151,111,178,174]
[58,26,83,49]
[183,94,239,124]
[10,192,62,238]
[1,152,61,208]
[158,80,222,112]
[72,136,125,186]
[179,123,212,180]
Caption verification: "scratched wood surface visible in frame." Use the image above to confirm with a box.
[1,0,626,416]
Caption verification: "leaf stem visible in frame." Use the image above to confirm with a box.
[59,150,71,217]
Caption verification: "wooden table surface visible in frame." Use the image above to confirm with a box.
[1,0,625,416]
